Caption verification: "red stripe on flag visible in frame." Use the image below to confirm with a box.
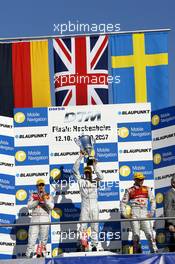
[55,38,72,63]
[91,97,96,105]
[75,37,88,105]
[91,36,108,69]
[63,90,72,106]
[12,42,33,107]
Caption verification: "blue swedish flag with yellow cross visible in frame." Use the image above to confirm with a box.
[110,31,169,110]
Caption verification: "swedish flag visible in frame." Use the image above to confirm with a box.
[110,31,169,110]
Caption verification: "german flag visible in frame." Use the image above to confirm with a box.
[0,40,51,117]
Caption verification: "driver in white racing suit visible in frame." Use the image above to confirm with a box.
[121,172,158,253]
[26,179,54,258]
[73,151,103,251]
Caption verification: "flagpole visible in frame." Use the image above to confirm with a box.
[0,28,171,42]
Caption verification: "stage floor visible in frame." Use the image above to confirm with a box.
[0,252,175,264]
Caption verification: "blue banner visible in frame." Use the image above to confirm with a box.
[46,254,175,264]
[0,135,14,156]
[15,146,49,166]
[94,143,118,162]
[118,122,151,142]
[14,108,48,127]
[153,145,175,169]
[152,106,175,130]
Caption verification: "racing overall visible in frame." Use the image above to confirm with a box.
[26,192,54,258]
[73,156,103,248]
[121,185,158,253]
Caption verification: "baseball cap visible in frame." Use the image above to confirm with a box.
[133,172,145,180]
[36,179,45,185]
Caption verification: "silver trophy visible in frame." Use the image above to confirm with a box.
[74,135,96,165]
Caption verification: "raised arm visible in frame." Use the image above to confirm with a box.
[93,160,104,181]
[73,152,83,181]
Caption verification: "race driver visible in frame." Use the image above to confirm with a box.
[120,172,158,253]
[73,151,103,251]
[26,179,54,258]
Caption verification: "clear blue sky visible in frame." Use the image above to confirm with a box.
[0,0,174,105]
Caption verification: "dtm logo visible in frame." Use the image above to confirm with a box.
[118,127,129,138]
[52,248,63,257]
[64,111,101,123]
[14,112,26,124]
[52,208,63,219]
[16,229,28,240]
[16,189,27,201]
[50,168,61,181]
[152,115,160,126]
[156,232,166,244]
[153,153,162,164]
[15,151,27,162]
[119,166,131,177]
[156,193,164,204]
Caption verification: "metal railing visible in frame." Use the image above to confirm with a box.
[0,216,174,227]
[0,28,171,42]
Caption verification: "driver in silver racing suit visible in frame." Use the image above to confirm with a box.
[121,172,158,253]
[26,179,54,258]
[73,151,103,251]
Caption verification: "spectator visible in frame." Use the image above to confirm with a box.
[164,175,175,252]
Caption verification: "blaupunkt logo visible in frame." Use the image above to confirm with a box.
[120,148,151,154]
[153,153,162,165]
[156,232,166,244]
[14,112,26,124]
[119,166,131,177]
[16,189,27,201]
[152,115,160,126]
[16,229,28,241]
[15,151,27,162]
[156,193,164,204]
[50,169,61,181]
[118,127,129,138]
[52,248,63,257]
[52,208,63,219]
[119,110,150,115]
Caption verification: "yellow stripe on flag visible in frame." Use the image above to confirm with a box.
[133,34,147,102]
[111,33,168,103]
[145,53,168,66]
[30,41,51,107]
[112,55,134,68]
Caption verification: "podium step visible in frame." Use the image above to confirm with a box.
[59,251,118,257]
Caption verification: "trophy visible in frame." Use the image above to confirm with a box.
[74,135,96,165]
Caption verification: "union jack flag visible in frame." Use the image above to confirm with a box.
[53,35,108,106]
